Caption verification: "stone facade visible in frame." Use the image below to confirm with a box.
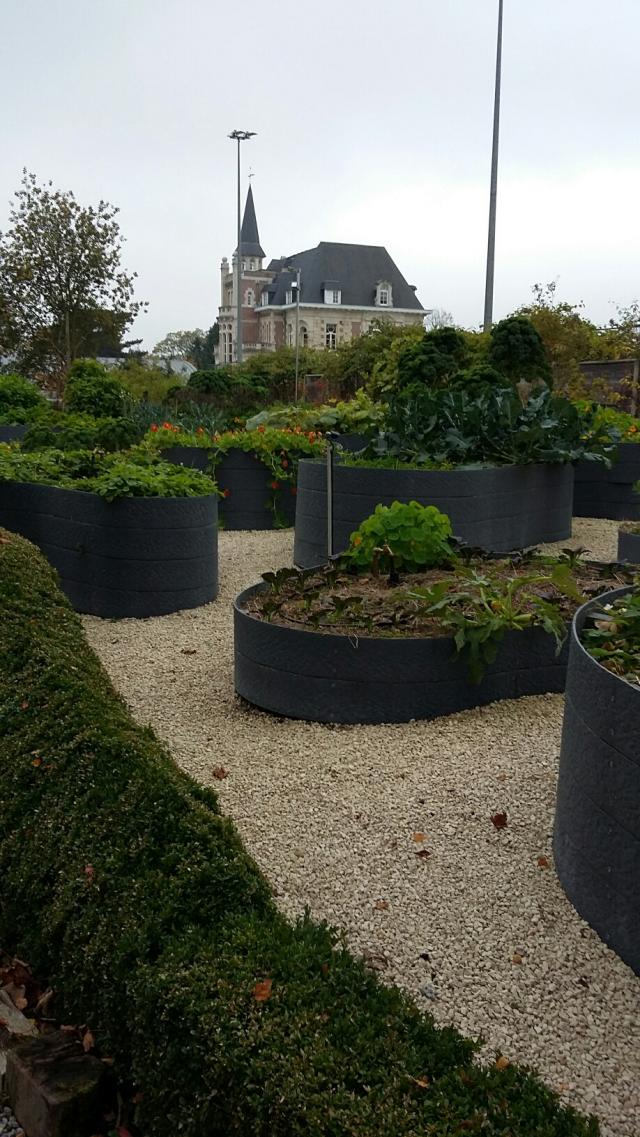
[216,190,428,364]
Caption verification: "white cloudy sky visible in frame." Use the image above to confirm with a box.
[2,0,639,348]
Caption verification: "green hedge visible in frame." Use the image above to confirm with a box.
[0,531,598,1137]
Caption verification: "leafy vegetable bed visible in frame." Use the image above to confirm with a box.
[0,530,599,1136]
[554,587,640,975]
[235,555,635,724]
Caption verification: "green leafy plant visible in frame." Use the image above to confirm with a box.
[487,316,553,387]
[581,589,640,685]
[0,447,216,500]
[0,373,49,424]
[347,501,455,575]
[22,414,140,453]
[376,385,615,468]
[64,359,129,418]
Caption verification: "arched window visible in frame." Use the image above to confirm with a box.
[300,324,309,347]
[287,323,293,346]
[376,281,392,307]
[245,288,255,307]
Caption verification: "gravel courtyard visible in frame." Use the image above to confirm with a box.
[83,517,640,1137]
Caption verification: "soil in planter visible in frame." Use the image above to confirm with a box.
[245,555,637,642]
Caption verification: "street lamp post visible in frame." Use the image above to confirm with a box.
[483,0,504,334]
[285,263,302,401]
[228,129,256,364]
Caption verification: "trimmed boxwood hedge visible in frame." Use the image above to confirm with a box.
[0,530,598,1137]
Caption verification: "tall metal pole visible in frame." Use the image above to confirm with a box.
[228,130,256,364]
[483,0,504,333]
[236,136,242,363]
[294,268,301,401]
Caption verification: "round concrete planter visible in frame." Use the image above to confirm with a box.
[617,528,640,565]
[573,444,640,520]
[0,425,28,443]
[294,460,575,567]
[217,450,296,530]
[234,582,570,724]
[554,587,640,975]
[0,482,218,617]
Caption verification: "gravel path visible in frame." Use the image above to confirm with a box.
[83,518,640,1137]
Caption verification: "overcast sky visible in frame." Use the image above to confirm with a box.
[2,0,639,349]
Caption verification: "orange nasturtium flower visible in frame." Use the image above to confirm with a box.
[270,480,280,490]
[150,424,159,432]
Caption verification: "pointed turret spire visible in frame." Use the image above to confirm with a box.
[235,185,265,258]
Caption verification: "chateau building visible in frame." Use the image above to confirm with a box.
[216,187,428,364]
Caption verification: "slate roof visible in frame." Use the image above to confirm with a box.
[263,242,424,310]
[236,186,265,258]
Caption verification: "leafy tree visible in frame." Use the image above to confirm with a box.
[513,283,599,391]
[192,324,219,370]
[425,308,455,330]
[487,315,552,387]
[64,358,128,418]
[0,171,145,381]
[152,329,205,361]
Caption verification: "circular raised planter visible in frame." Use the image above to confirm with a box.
[573,444,640,520]
[0,482,218,618]
[216,450,296,531]
[162,446,297,530]
[0,425,28,444]
[294,460,575,567]
[234,582,570,724]
[554,587,640,975]
[617,528,640,565]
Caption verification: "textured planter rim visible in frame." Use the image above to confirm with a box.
[554,585,640,975]
[293,459,574,567]
[234,580,570,724]
[0,480,218,618]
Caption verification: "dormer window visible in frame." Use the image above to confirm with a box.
[285,289,293,305]
[375,281,392,307]
[379,288,389,305]
[324,289,341,304]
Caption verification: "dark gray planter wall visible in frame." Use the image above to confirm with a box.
[217,450,296,531]
[0,425,28,443]
[162,446,296,530]
[554,587,640,975]
[294,460,574,567]
[333,433,369,453]
[574,444,640,520]
[234,582,569,724]
[160,445,211,472]
[0,482,218,618]
[617,529,640,565]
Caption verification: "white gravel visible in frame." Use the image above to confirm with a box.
[83,518,640,1137]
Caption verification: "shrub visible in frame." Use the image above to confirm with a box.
[0,531,599,1137]
[347,501,455,574]
[22,415,140,453]
[64,358,129,418]
[0,373,48,423]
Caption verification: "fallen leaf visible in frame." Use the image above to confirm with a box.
[537,855,550,869]
[212,766,228,780]
[412,832,427,843]
[415,849,432,861]
[512,952,523,965]
[495,1055,510,1070]
[253,978,273,1003]
[31,757,42,767]
[82,1029,95,1052]
[408,1075,430,1088]
[491,811,508,830]
[180,648,197,655]
[374,899,389,911]
[2,982,27,1010]
[497,772,508,782]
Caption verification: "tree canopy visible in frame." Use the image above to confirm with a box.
[0,171,145,381]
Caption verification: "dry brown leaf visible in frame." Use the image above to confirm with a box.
[408,1075,430,1088]
[412,832,427,843]
[82,1029,95,1052]
[253,978,273,1003]
[491,811,508,830]
[537,855,550,869]
[497,772,508,782]
[512,952,523,965]
[212,766,228,780]
[374,899,389,911]
[495,1055,510,1070]
[180,648,197,655]
[3,982,27,1010]
[415,849,432,861]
